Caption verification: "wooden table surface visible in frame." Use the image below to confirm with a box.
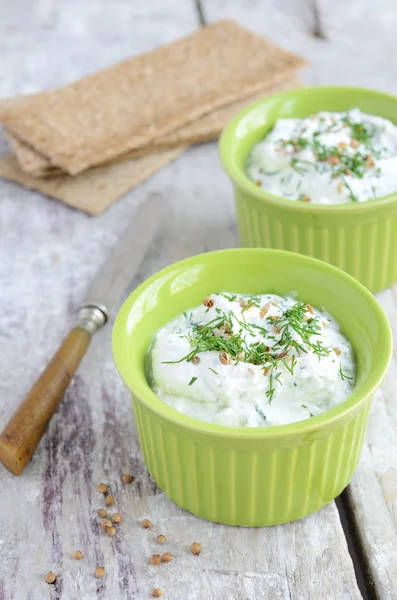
[1,1,397,599]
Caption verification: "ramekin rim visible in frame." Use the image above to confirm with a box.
[112,248,393,440]
[219,85,397,213]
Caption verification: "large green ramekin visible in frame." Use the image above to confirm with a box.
[112,249,392,526]
[219,86,397,293]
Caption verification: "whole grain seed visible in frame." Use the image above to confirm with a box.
[111,513,122,524]
[122,474,134,484]
[203,297,214,308]
[157,534,166,544]
[105,495,115,507]
[73,550,83,560]
[45,572,56,584]
[105,526,117,537]
[149,554,161,565]
[99,519,112,529]
[141,519,152,529]
[219,352,232,365]
[259,302,271,318]
[190,542,202,555]
[97,508,107,518]
[95,567,105,578]
[152,589,163,598]
[97,483,109,494]
[162,552,173,563]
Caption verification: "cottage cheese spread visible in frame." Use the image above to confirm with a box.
[246,109,397,204]
[148,293,355,427]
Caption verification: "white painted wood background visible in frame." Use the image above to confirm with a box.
[0,1,396,598]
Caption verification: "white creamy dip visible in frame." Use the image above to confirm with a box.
[148,293,355,427]
[246,109,397,204]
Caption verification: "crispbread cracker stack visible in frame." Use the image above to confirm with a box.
[6,75,302,178]
[0,20,307,175]
[0,149,184,215]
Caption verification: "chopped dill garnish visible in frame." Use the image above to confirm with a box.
[164,296,332,407]
[188,377,197,386]
[254,402,267,422]
[339,364,354,381]
[341,177,358,202]
[301,404,307,409]
[208,367,218,375]
[219,292,237,302]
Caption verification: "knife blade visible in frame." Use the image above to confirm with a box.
[82,191,164,319]
[0,192,164,475]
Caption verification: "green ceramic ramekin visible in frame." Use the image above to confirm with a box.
[112,249,392,526]
[219,86,397,293]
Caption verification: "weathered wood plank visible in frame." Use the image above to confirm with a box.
[346,288,397,599]
[0,1,362,598]
[202,0,397,94]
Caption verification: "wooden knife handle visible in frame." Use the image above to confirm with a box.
[0,307,106,475]
[0,327,92,475]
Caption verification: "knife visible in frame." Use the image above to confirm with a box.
[0,192,164,475]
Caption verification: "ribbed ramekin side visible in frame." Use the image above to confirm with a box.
[234,189,397,292]
[132,395,372,526]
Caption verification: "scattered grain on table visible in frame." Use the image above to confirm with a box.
[162,553,173,563]
[45,572,56,584]
[95,567,105,578]
[190,542,201,555]
[141,519,152,528]
[99,519,112,529]
[111,513,122,523]
[105,495,115,506]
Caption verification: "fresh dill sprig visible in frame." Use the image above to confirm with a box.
[339,364,354,381]
[164,297,331,406]
[253,402,267,422]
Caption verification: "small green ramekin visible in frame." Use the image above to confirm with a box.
[112,249,392,526]
[219,86,397,293]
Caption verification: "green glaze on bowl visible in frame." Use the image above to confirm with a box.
[112,249,392,526]
[219,86,397,292]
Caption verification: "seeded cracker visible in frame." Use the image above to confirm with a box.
[4,76,302,178]
[0,21,306,175]
[0,149,183,216]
